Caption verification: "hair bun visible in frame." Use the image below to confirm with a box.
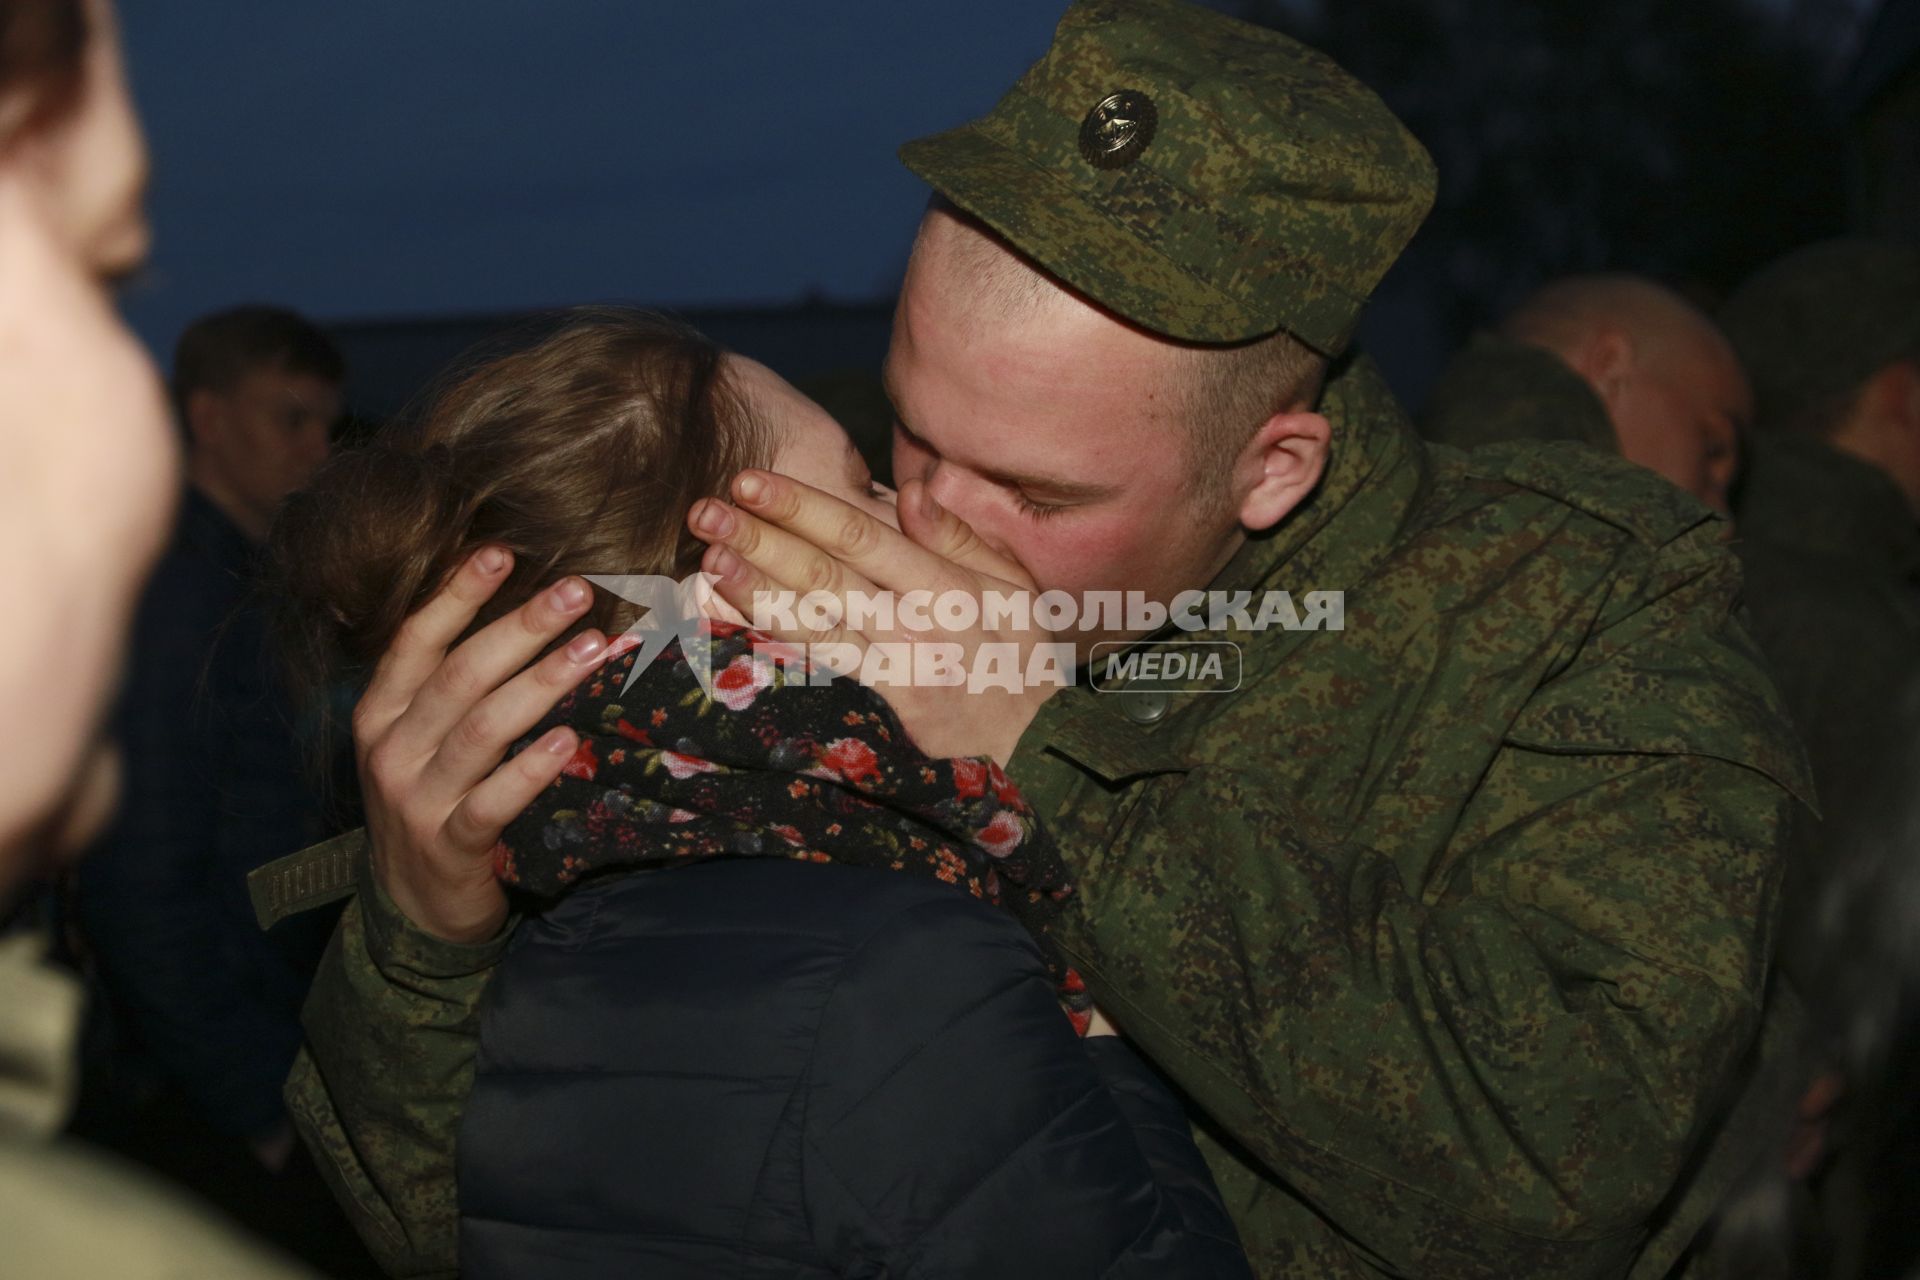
[270,438,468,678]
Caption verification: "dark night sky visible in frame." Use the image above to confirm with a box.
[116,3,1067,358]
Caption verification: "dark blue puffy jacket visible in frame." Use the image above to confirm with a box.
[459,858,1253,1279]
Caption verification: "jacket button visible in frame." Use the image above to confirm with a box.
[1123,691,1170,724]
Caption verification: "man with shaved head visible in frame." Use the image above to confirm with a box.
[1423,274,1750,513]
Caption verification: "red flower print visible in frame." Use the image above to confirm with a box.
[614,718,652,744]
[713,652,773,711]
[977,809,1023,858]
[952,756,988,799]
[815,737,881,786]
[770,824,805,847]
[561,739,599,781]
[661,750,720,780]
[650,708,668,727]
[988,760,1019,805]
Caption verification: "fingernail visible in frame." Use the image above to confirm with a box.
[706,546,739,579]
[545,729,575,755]
[475,546,508,574]
[735,473,768,505]
[566,631,605,662]
[551,578,591,611]
[693,501,734,538]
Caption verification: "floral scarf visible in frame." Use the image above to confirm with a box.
[495,621,1090,1033]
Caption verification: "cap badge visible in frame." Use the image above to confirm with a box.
[1078,90,1157,170]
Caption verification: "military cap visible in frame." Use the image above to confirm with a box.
[1718,238,1920,433]
[898,0,1436,354]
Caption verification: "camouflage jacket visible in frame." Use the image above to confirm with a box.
[1417,332,1619,456]
[284,357,1808,1279]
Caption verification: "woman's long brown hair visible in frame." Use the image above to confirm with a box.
[270,308,772,730]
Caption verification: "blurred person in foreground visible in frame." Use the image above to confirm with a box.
[275,2,1809,1276]
[68,305,360,1260]
[1421,274,1749,513]
[0,0,310,1274]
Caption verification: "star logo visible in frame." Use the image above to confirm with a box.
[583,571,722,697]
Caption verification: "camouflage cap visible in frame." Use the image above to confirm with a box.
[897,0,1437,354]
[1718,238,1920,433]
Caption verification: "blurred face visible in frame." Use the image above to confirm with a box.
[12,0,149,278]
[882,213,1249,651]
[188,365,340,537]
[1603,329,1749,515]
[0,0,175,878]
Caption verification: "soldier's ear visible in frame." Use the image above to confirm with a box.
[1236,410,1329,534]
[1572,328,1633,402]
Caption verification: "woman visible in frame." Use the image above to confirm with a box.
[276,309,1252,1278]
[0,1,311,1274]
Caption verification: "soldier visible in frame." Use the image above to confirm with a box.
[1719,240,1920,1017]
[272,2,1808,1277]
[1422,275,1749,513]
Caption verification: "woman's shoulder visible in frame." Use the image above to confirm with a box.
[484,861,1051,1091]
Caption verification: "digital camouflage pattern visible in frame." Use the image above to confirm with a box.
[1419,332,1620,455]
[285,854,499,1279]
[1012,355,1809,1278]
[1717,239,1920,434]
[286,355,1810,1279]
[898,0,1437,353]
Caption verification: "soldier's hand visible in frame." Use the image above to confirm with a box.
[689,472,1061,764]
[352,547,621,943]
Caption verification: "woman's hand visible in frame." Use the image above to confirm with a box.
[351,548,624,943]
[688,474,1063,764]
